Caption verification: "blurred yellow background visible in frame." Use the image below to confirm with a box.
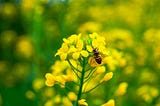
[0,0,160,106]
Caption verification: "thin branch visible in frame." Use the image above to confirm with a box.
[67,60,80,80]
[67,59,81,73]
[85,67,95,72]
[83,71,97,92]
[84,68,96,79]
[58,82,73,91]
[84,68,96,83]
[71,81,80,86]
[82,82,102,94]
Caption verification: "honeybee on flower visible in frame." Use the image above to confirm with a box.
[92,47,102,64]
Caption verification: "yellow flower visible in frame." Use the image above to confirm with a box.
[62,97,73,106]
[137,85,159,103]
[55,75,68,88]
[68,34,81,44]
[100,72,113,83]
[2,3,17,17]
[25,90,35,100]
[71,38,88,59]
[32,78,44,91]
[67,92,77,101]
[101,99,115,106]
[68,45,77,53]
[54,95,61,104]
[45,72,72,87]
[103,49,122,71]
[66,68,78,82]
[78,99,88,106]
[44,88,54,98]
[115,82,128,96]
[89,33,106,50]
[15,36,33,58]
[92,37,106,50]
[89,32,99,39]
[56,34,89,60]
[55,43,69,60]
[45,73,56,87]
[51,60,68,75]
[61,75,72,82]
[78,21,101,33]
[44,99,53,106]
[76,39,83,50]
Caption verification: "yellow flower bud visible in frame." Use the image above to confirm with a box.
[54,95,61,104]
[69,46,77,53]
[115,82,128,96]
[60,53,67,60]
[96,66,105,74]
[81,50,89,57]
[150,88,159,97]
[76,40,83,50]
[86,45,93,52]
[72,52,80,59]
[101,99,115,106]
[68,92,77,101]
[78,99,88,106]
[15,36,33,58]
[62,97,73,106]
[100,72,113,83]
[44,100,53,106]
[32,78,44,90]
[89,32,99,39]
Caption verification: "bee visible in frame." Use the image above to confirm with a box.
[93,48,102,64]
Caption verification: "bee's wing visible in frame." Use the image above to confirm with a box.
[100,50,111,57]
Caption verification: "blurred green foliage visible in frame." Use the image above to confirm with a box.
[0,0,160,106]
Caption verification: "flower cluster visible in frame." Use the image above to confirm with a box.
[137,85,159,103]
[55,34,88,60]
[45,33,114,106]
[55,33,109,62]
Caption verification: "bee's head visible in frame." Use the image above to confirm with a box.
[93,48,98,52]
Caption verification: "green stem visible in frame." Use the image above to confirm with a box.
[74,58,86,106]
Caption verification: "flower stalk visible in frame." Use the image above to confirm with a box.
[75,58,86,106]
